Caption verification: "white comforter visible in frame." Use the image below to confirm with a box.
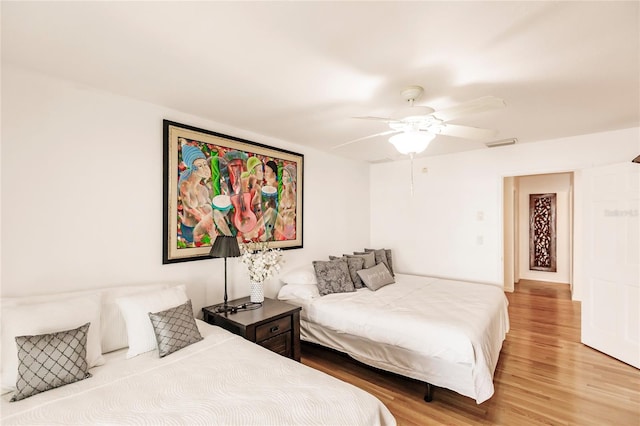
[299,274,509,403]
[1,321,395,426]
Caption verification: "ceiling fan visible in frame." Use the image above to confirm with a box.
[334,85,506,155]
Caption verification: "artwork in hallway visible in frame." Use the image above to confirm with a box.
[163,120,303,263]
[529,193,557,272]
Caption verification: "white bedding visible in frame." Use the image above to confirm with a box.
[1,320,395,425]
[285,274,509,404]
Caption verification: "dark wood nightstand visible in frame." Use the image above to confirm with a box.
[202,297,301,362]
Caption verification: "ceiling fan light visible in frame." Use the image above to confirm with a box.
[389,131,435,155]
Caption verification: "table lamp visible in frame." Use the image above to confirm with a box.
[209,235,241,313]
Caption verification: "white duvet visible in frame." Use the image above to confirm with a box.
[295,274,509,404]
[1,321,395,426]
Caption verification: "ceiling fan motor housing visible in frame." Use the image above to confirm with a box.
[400,85,424,103]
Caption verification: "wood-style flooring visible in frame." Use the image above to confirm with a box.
[300,279,640,425]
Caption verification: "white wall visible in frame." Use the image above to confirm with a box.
[0,66,371,309]
[516,173,572,284]
[3,65,637,307]
[370,127,639,294]
[503,176,515,292]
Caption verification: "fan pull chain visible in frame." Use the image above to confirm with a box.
[409,153,415,196]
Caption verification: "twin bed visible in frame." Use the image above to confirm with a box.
[1,283,395,425]
[278,262,510,404]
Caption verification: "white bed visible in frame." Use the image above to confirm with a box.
[279,273,510,404]
[1,284,395,426]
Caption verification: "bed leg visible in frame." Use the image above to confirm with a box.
[424,383,433,402]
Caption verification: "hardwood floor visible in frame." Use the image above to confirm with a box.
[300,280,640,425]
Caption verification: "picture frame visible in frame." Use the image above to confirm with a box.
[529,193,557,272]
[163,120,303,264]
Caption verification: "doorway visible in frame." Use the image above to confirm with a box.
[503,172,574,294]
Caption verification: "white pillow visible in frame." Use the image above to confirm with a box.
[277,283,320,301]
[116,285,188,358]
[1,294,105,392]
[280,266,318,285]
[100,283,173,353]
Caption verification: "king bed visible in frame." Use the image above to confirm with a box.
[1,283,395,425]
[278,258,510,404]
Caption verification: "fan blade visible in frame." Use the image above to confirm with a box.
[353,116,397,123]
[437,124,498,140]
[332,130,400,149]
[432,96,505,122]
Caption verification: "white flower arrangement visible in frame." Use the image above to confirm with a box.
[240,243,284,283]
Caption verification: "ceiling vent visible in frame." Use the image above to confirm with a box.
[485,138,517,148]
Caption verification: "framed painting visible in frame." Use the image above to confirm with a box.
[529,193,557,272]
[163,120,303,264]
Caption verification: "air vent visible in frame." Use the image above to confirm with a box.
[369,157,395,164]
[485,138,517,148]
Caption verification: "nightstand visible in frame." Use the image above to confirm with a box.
[202,297,301,361]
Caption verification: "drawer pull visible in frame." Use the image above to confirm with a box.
[256,317,291,341]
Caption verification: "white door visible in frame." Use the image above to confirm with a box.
[581,162,639,368]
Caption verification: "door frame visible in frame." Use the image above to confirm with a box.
[502,171,575,297]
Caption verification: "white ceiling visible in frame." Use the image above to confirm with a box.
[2,1,639,162]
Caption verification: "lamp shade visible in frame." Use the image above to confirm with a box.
[209,235,241,258]
[389,131,435,155]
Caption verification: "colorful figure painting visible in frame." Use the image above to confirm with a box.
[163,120,303,263]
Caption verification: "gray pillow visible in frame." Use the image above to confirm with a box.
[148,300,203,358]
[313,258,356,296]
[11,323,92,402]
[384,249,394,276]
[357,262,395,291]
[329,255,365,289]
[364,248,394,276]
[346,251,376,269]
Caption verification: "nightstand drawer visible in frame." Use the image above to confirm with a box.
[258,332,291,357]
[256,316,291,342]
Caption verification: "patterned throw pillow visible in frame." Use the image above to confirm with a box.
[329,255,365,289]
[364,248,394,276]
[11,323,92,402]
[357,262,395,291]
[312,258,356,296]
[1,294,104,393]
[346,251,376,269]
[384,249,394,276]
[148,300,203,358]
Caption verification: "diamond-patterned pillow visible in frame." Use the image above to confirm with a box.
[10,322,92,402]
[148,300,203,358]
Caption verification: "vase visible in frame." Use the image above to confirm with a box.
[250,281,264,303]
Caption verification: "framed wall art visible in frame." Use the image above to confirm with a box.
[163,120,303,264]
[529,193,557,272]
